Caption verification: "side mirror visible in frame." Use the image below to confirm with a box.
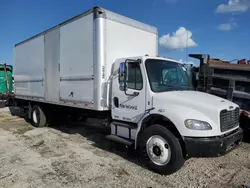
[119,59,141,96]
[119,62,125,91]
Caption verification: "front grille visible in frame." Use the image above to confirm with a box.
[220,107,239,132]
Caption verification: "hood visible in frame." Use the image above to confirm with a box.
[151,91,239,137]
[153,91,238,113]
[151,91,238,137]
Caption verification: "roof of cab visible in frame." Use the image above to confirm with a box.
[142,56,181,64]
[115,56,181,64]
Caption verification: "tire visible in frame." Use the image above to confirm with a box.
[30,105,47,127]
[139,124,185,175]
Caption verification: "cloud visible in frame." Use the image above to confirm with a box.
[216,0,250,13]
[159,27,198,50]
[178,59,196,65]
[217,21,237,31]
[217,23,233,31]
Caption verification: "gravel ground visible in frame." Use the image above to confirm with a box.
[0,108,250,188]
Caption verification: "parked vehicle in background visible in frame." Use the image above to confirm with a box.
[0,64,14,108]
[189,54,250,137]
[12,7,243,174]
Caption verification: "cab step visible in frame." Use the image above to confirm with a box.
[112,121,137,129]
[106,135,133,146]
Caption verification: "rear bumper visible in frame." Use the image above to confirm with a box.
[184,128,243,157]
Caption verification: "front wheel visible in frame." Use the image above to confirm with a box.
[139,124,184,175]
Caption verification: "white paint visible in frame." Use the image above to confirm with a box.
[111,56,239,143]
[105,19,157,82]
[111,57,147,123]
[60,80,94,102]
[151,90,239,137]
[14,35,45,98]
[104,19,157,110]
[14,8,157,111]
[60,14,94,103]
[13,7,240,142]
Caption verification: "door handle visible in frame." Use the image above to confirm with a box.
[113,97,119,108]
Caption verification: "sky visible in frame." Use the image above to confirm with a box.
[1,0,250,65]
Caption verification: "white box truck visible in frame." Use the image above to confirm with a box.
[14,6,243,174]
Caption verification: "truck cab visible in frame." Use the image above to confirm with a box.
[109,56,243,174]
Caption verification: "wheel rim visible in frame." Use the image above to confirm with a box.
[146,135,171,166]
[32,110,38,124]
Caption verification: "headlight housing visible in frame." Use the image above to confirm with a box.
[184,119,212,130]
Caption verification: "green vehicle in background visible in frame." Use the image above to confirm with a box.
[0,64,14,108]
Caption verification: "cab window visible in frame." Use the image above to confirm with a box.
[126,62,143,90]
[162,68,178,85]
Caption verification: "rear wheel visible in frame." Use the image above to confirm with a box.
[30,105,47,127]
[139,124,184,174]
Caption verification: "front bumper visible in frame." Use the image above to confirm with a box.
[183,128,243,157]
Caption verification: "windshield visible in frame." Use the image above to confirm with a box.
[145,59,192,92]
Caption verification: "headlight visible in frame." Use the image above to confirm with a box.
[184,119,212,130]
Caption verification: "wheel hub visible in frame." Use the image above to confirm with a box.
[153,145,161,156]
[146,135,171,166]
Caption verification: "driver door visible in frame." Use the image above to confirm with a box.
[112,59,146,123]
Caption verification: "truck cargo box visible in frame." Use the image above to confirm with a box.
[14,7,158,111]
